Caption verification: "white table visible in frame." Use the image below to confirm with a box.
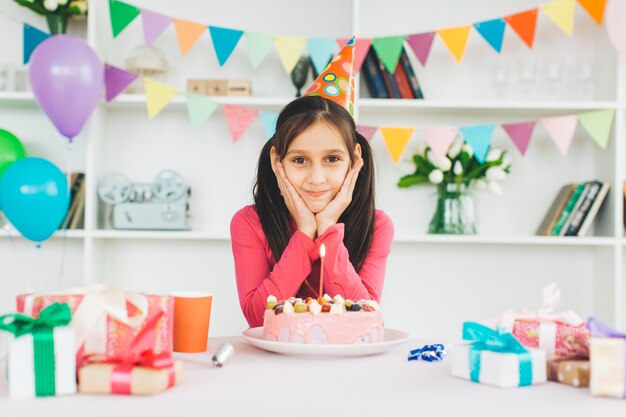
[1,336,624,416]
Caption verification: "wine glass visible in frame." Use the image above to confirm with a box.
[291,55,311,97]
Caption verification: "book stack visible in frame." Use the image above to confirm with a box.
[361,46,424,99]
[60,172,86,230]
[536,181,610,237]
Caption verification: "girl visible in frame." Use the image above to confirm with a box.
[230,95,394,328]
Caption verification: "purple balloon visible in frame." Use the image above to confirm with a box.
[28,35,103,141]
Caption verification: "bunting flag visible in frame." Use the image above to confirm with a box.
[109,0,140,38]
[406,32,435,66]
[473,18,506,53]
[436,26,471,63]
[357,125,378,142]
[104,64,137,102]
[209,26,244,66]
[173,18,207,55]
[185,93,218,130]
[308,38,338,75]
[273,35,309,74]
[502,121,536,156]
[371,36,406,73]
[541,0,575,35]
[459,124,496,163]
[578,0,606,25]
[540,115,578,155]
[141,9,171,46]
[244,32,274,69]
[422,126,458,162]
[504,9,538,48]
[23,24,50,64]
[380,127,414,164]
[578,109,615,149]
[144,78,179,119]
[223,104,259,143]
[259,111,279,139]
[337,38,371,72]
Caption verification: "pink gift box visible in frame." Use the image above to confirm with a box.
[512,319,590,358]
[17,286,173,364]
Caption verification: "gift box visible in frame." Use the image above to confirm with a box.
[547,357,590,387]
[78,360,183,395]
[499,283,590,357]
[452,322,547,388]
[0,303,76,399]
[16,285,173,364]
[587,317,626,399]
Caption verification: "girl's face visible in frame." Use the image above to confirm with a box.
[276,121,359,214]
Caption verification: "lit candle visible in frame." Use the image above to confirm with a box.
[318,243,326,300]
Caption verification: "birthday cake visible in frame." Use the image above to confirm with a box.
[262,294,384,344]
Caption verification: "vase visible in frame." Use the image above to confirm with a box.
[46,14,68,35]
[428,182,476,235]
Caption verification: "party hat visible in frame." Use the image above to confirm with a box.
[304,37,356,116]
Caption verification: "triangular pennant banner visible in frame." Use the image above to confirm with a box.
[473,18,506,53]
[109,0,140,38]
[540,115,578,155]
[144,78,179,119]
[244,32,274,70]
[185,93,219,130]
[104,64,137,102]
[577,0,606,25]
[578,109,615,149]
[406,32,435,66]
[436,26,471,63]
[23,24,50,64]
[273,36,309,74]
[337,38,371,72]
[504,9,538,48]
[371,36,406,74]
[209,26,244,66]
[357,125,378,142]
[379,127,414,164]
[502,121,536,156]
[423,126,458,163]
[173,18,207,55]
[459,124,496,163]
[308,38,338,75]
[223,104,259,143]
[541,0,575,35]
[141,9,171,46]
[259,111,279,139]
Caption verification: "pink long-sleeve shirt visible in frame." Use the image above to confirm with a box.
[230,205,394,328]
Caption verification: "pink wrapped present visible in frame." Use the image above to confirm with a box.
[17,285,173,364]
[499,283,590,358]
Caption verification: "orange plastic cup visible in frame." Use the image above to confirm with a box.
[171,291,213,353]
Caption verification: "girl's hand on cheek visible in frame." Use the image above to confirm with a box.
[275,161,317,240]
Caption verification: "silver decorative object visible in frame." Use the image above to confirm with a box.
[212,343,234,367]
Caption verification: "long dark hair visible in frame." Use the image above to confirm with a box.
[253,95,376,271]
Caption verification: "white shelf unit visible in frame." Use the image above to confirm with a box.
[0,0,624,339]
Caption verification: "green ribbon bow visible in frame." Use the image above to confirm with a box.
[0,302,72,397]
[463,322,533,386]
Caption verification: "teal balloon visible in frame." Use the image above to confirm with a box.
[0,157,69,242]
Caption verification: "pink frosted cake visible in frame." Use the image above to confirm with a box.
[262,295,384,344]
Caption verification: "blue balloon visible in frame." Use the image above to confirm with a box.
[0,157,69,242]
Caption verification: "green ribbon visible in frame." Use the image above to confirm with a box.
[0,303,72,397]
[463,322,533,386]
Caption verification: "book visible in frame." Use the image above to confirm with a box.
[60,172,84,230]
[558,182,591,236]
[392,56,414,99]
[375,50,401,98]
[361,48,389,98]
[564,181,602,236]
[551,183,585,236]
[69,178,86,229]
[536,183,578,235]
[399,47,424,99]
[577,182,610,237]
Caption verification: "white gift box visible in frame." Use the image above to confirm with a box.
[7,326,76,399]
[452,344,547,388]
[590,337,626,398]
